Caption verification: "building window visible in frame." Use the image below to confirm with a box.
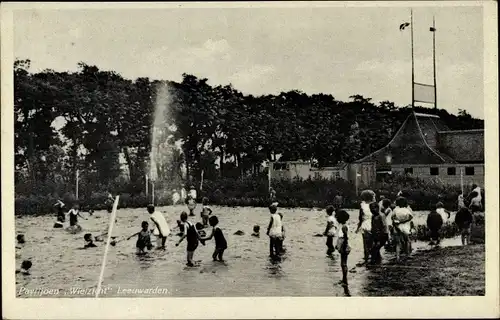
[430,167,439,175]
[404,168,413,175]
[465,167,475,175]
[447,167,456,176]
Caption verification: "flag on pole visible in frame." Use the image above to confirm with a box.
[400,22,410,30]
[413,82,436,104]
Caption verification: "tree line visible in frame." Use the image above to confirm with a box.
[14,59,484,197]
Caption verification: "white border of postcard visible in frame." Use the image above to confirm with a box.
[2,1,499,319]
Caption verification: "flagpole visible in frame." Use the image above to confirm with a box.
[411,8,415,109]
[432,16,437,109]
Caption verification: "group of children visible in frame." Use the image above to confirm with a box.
[321,185,484,270]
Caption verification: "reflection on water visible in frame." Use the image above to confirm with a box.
[15,206,461,297]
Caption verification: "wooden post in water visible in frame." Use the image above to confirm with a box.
[96,195,120,298]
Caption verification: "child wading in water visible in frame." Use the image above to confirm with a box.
[148,205,170,250]
[427,205,444,246]
[68,203,87,228]
[267,204,284,259]
[200,197,213,227]
[176,212,200,267]
[369,202,389,264]
[83,233,97,248]
[392,197,414,262]
[127,221,154,254]
[435,202,451,224]
[199,215,228,262]
[335,209,351,292]
[323,205,339,257]
[356,190,375,265]
[454,207,474,246]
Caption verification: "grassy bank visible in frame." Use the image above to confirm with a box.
[364,244,485,296]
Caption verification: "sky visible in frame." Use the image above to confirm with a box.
[13,4,484,119]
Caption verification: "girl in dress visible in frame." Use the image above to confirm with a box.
[355,189,375,265]
[323,205,339,256]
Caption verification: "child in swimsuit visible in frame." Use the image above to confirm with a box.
[370,202,389,264]
[200,197,212,227]
[176,212,200,267]
[127,221,153,254]
[323,205,339,256]
[68,203,87,227]
[200,215,228,262]
[454,207,473,246]
[335,209,351,290]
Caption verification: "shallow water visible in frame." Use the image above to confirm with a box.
[15,206,461,297]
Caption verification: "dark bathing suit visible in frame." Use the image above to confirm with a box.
[214,227,227,250]
[136,230,152,250]
[186,221,199,252]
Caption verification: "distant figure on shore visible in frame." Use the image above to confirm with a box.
[105,193,114,213]
[185,194,197,217]
[454,207,473,246]
[269,187,277,202]
[172,189,181,205]
[180,186,187,203]
[189,185,197,201]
